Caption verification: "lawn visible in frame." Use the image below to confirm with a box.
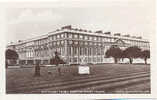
[6,64,150,93]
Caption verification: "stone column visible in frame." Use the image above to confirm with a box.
[78,47,80,64]
[101,47,103,63]
[87,47,89,63]
[71,46,73,64]
[91,47,94,63]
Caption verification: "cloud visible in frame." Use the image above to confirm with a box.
[8,9,62,24]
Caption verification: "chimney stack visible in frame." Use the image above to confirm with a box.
[114,33,121,36]
[95,30,103,33]
[61,25,72,29]
[104,32,111,35]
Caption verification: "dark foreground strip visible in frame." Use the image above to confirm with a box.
[7,71,149,93]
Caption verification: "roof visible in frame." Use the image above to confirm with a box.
[7,25,149,46]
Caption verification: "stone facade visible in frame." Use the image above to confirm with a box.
[7,25,150,65]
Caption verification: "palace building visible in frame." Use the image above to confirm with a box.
[7,25,150,65]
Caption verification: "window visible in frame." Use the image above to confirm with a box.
[57,41,60,45]
[57,35,60,39]
[54,42,56,45]
[100,37,102,41]
[84,48,87,55]
[80,41,84,45]
[94,37,97,41]
[84,35,88,40]
[61,34,64,38]
[89,48,92,56]
[107,38,110,42]
[64,33,67,38]
[74,41,78,45]
[54,35,56,40]
[89,36,92,40]
[80,47,84,55]
[74,47,77,55]
[108,38,111,42]
[98,37,101,41]
[97,48,101,55]
[85,42,88,45]
[79,35,83,39]
[102,38,105,42]
[68,34,72,38]
[61,41,64,45]
[69,40,73,44]
[74,34,78,38]
[111,38,114,42]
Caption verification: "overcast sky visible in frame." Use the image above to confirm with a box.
[5,0,155,43]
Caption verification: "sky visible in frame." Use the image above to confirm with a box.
[5,0,155,43]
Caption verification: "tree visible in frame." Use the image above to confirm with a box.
[5,49,19,68]
[50,51,66,75]
[141,50,150,64]
[5,49,19,60]
[123,46,141,64]
[105,46,123,63]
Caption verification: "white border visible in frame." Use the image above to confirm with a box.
[0,0,156,99]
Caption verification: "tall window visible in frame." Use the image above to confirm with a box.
[89,48,92,56]
[74,47,77,55]
[102,38,105,42]
[80,47,84,55]
[68,33,72,38]
[84,35,88,40]
[54,42,56,45]
[61,34,64,38]
[61,41,64,45]
[84,48,87,55]
[111,38,114,42]
[85,42,88,45]
[79,35,83,39]
[74,41,78,45]
[69,40,73,44]
[94,37,97,41]
[98,37,101,41]
[97,48,101,55]
[89,36,92,40]
[57,41,60,45]
[54,35,56,40]
[74,34,78,38]
[57,34,60,39]
[93,48,96,56]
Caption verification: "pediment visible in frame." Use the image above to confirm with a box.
[113,39,126,45]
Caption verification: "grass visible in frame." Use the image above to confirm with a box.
[6,64,150,92]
